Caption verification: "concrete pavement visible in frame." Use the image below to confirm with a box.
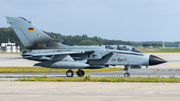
[0,82,180,101]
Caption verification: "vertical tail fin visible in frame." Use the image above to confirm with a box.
[6,16,52,49]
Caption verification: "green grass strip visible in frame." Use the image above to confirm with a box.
[16,73,180,83]
[0,67,123,73]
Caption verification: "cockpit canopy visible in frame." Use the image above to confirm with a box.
[105,45,142,53]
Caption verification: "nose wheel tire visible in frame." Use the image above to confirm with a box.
[124,73,130,77]
[77,70,85,77]
[66,70,74,77]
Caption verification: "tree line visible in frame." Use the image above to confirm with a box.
[0,27,137,50]
[0,27,178,51]
[44,31,138,46]
[142,43,163,47]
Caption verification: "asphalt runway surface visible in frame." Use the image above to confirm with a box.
[0,68,180,77]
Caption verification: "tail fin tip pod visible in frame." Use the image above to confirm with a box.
[6,16,62,49]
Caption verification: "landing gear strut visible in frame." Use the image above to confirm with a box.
[124,65,130,77]
[76,69,85,77]
[66,69,74,77]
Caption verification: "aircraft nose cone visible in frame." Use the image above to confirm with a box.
[149,55,167,66]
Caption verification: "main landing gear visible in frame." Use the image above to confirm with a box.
[124,65,130,77]
[76,69,85,77]
[66,69,85,77]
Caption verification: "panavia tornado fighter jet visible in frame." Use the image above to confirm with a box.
[6,17,167,77]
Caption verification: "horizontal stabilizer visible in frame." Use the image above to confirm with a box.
[23,56,33,59]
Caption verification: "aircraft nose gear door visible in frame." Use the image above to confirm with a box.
[124,65,130,77]
[66,70,74,77]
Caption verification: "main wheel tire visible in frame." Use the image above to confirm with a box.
[66,70,74,77]
[124,73,130,77]
[77,70,85,77]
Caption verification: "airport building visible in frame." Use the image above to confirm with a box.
[1,39,20,53]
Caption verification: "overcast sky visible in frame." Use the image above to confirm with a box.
[0,0,180,42]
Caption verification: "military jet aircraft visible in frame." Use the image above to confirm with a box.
[6,16,167,77]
